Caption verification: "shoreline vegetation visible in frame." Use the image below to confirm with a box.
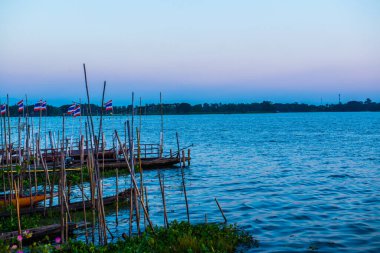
[0,221,258,253]
[4,98,380,116]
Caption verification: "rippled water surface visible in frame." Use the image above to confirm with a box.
[7,112,380,252]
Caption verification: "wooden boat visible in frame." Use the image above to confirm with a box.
[0,193,53,208]
[0,222,88,243]
[97,157,191,170]
[0,189,132,218]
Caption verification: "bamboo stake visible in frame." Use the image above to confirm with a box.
[159,92,164,158]
[215,198,227,223]
[31,120,37,198]
[127,120,134,237]
[158,172,168,228]
[14,179,22,250]
[79,135,88,243]
[129,187,133,237]
[188,149,191,166]
[144,186,149,216]
[7,95,14,206]
[1,106,7,205]
[177,132,190,223]
[134,187,141,236]
[136,128,146,228]
[181,167,190,223]
[49,131,55,207]
[83,65,108,244]
[114,131,155,232]
[17,116,22,175]
[115,168,119,226]
[60,117,66,243]
[85,120,95,244]
[182,150,186,167]
[26,124,32,208]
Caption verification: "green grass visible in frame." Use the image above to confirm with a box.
[20,221,258,253]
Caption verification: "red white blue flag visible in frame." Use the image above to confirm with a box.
[0,104,6,115]
[67,103,76,115]
[105,100,113,111]
[41,101,47,111]
[17,100,24,112]
[73,105,81,117]
[34,100,42,111]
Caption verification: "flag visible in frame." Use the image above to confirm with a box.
[73,105,81,117]
[34,100,42,111]
[41,101,47,111]
[67,103,76,114]
[17,100,24,112]
[105,100,113,111]
[0,104,6,115]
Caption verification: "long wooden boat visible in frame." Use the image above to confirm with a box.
[0,194,53,208]
[97,157,191,170]
[0,222,88,243]
[0,189,132,218]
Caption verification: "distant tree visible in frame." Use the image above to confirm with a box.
[176,103,192,114]
[260,101,276,112]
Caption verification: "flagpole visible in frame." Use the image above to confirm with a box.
[79,98,82,139]
[7,94,15,204]
[45,101,47,155]
[22,98,25,118]
[0,98,3,152]
[39,99,42,141]
[25,95,28,118]
[160,92,164,158]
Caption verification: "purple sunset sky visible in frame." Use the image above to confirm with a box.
[0,0,379,105]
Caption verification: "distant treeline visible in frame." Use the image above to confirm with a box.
[4,98,380,117]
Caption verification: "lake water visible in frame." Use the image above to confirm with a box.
[3,112,380,252]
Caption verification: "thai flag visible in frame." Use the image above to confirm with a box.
[17,100,24,112]
[34,100,42,112]
[67,103,76,115]
[0,104,6,115]
[41,101,47,111]
[105,100,113,111]
[73,105,81,117]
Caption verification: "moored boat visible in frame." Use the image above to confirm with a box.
[0,193,54,208]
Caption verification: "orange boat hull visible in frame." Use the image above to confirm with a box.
[0,194,52,208]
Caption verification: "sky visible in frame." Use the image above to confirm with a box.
[0,0,379,105]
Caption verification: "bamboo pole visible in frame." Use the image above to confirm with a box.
[79,135,88,243]
[144,186,149,216]
[159,92,164,158]
[134,187,141,236]
[188,149,191,166]
[31,120,37,198]
[7,95,14,206]
[181,167,190,223]
[177,132,190,223]
[1,104,7,205]
[182,150,186,167]
[127,120,135,237]
[136,128,146,228]
[60,115,66,243]
[14,179,22,250]
[85,120,95,244]
[48,131,55,207]
[83,65,108,244]
[26,124,32,208]
[129,186,133,237]
[215,198,227,223]
[115,168,119,226]
[114,131,155,232]
[158,172,168,228]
